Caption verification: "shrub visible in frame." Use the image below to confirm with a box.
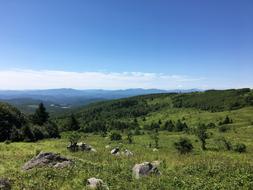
[68,131,81,145]
[110,131,122,141]
[218,125,230,132]
[195,124,209,150]
[4,140,11,144]
[216,137,232,151]
[126,131,133,144]
[162,120,175,131]
[234,143,246,153]
[174,137,193,154]
[148,129,159,148]
[219,116,233,125]
[133,128,141,135]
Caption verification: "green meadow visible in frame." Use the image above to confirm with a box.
[1,89,253,189]
[1,107,253,189]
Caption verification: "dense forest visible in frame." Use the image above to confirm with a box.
[0,102,59,142]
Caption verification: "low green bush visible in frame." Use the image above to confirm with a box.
[234,143,247,153]
[174,137,193,154]
[110,131,122,141]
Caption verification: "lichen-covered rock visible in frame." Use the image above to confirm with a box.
[0,178,11,190]
[132,161,161,179]
[22,152,72,170]
[86,177,109,190]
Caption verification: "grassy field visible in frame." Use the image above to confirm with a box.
[1,123,253,189]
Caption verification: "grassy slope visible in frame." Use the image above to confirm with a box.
[0,128,253,189]
[1,90,253,189]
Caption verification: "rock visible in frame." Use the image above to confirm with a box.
[77,142,92,151]
[53,161,72,169]
[122,149,133,157]
[132,162,160,179]
[22,152,72,170]
[153,148,159,152]
[111,147,120,155]
[151,160,161,167]
[67,143,78,152]
[0,178,11,190]
[86,177,109,190]
[91,148,97,153]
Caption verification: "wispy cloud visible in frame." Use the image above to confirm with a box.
[0,69,203,90]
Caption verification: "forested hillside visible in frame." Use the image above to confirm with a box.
[0,102,59,142]
[56,88,253,133]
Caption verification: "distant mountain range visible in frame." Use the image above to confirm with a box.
[0,88,200,113]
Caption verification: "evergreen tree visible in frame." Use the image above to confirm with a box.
[32,103,49,125]
[67,114,80,131]
[127,131,133,144]
[196,124,209,150]
[22,125,34,142]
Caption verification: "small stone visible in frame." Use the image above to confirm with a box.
[122,149,133,157]
[111,147,120,155]
[86,177,109,190]
[0,178,11,190]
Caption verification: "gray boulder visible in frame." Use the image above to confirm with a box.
[22,152,72,170]
[0,178,11,190]
[86,177,109,190]
[132,161,161,179]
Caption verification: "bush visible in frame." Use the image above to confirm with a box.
[216,137,232,151]
[126,131,133,144]
[218,125,230,132]
[195,124,209,150]
[174,137,193,154]
[110,131,122,141]
[234,143,246,153]
[68,131,81,145]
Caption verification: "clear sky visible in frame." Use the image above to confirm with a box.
[0,0,252,90]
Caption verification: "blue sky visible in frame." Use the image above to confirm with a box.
[0,0,252,89]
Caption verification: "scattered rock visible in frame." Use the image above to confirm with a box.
[111,147,120,155]
[132,162,161,179]
[86,177,109,190]
[77,142,92,151]
[67,143,78,152]
[122,149,133,157]
[89,148,97,153]
[0,178,11,190]
[22,152,72,170]
[68,142,96,152]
